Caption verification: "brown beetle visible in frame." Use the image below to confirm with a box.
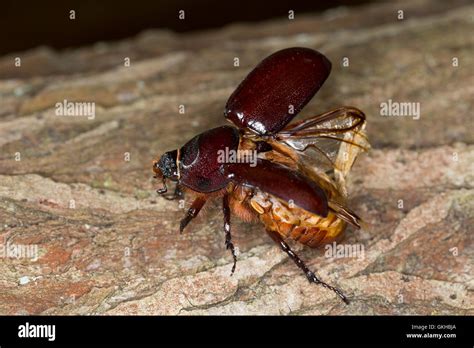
[153,47,369,304]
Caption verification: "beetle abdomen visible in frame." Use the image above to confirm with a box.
[247,190,346,248]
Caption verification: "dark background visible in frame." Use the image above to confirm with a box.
[1,0,370,55]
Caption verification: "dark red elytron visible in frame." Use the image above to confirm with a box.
[153,47,370,304]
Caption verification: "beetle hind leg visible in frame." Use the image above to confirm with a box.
[266,229,349,304]
[223,193,237,275]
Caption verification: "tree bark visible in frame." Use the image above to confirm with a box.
[0,0,472,314]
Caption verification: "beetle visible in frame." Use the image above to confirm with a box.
[153,47,369,304]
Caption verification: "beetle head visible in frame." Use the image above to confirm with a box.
[153,149,179,194]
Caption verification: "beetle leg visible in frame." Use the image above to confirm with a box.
[265,229,349,304]
[223,192,237,275]
[156,177,167,194]
[179,196,207,233]
[175,185,184,199]
[163,185,184,201]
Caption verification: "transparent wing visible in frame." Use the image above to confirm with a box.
[274,106,370,196]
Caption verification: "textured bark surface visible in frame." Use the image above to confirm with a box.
[0,0,473,315]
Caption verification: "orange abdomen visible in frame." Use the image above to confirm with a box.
[248,191,347,248]
[260,210,346,248]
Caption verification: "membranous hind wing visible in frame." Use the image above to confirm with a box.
[275,106,369,196]
[225,47,331,135]
[260,106,370,228]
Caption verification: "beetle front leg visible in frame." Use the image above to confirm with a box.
[223,192,237,275]
[265,229,349,304]
[180,196,207,233]
[163,185,184,201]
